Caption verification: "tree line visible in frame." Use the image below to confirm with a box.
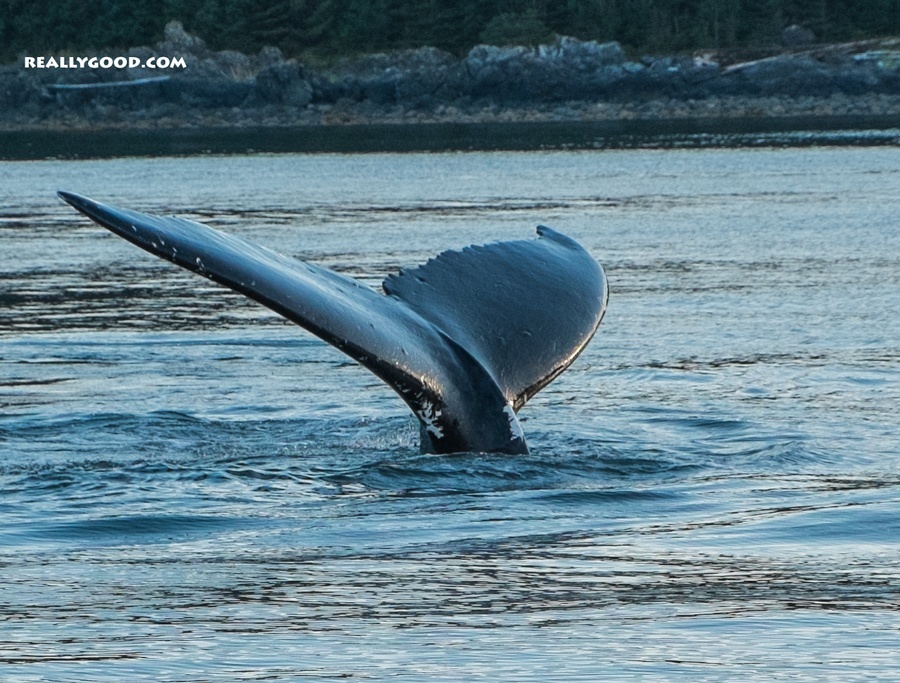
[2,0,899,63]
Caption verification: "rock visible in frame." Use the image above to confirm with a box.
[215,51,255,81]
[336,46,457,79]
[7,20,900,129]
[463,37,628,102]
[162,79,253,108]
[465,44,531,72]
[157,20,208,57]
[646,55,693,74]
[0,67,42,109]
[682,56,720,84]
[255,62,312,106]
[258,46,286,68]
[537,36,625,67]
[330,46,462,106]
[731,55,834,95]
[854,50,900,71]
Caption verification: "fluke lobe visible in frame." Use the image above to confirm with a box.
[59,191,608,455]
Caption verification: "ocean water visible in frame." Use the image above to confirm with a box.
[1,145,899,681]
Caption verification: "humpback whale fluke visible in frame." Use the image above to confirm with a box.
[58,191,608,455]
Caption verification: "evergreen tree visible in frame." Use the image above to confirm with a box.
[738,0,783,44]
[479,10,552,45]
[2,0,900,64]
[695,0,740,48]
[844,0,900,38]
[783,0,826,37]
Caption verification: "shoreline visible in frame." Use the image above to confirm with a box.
[3,23,899,145]
[2,109,899,160]
[3,93,900,134]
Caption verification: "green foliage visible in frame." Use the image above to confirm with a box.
[479,10,553,46]
[2,0,900,63]
[738,0,783,45]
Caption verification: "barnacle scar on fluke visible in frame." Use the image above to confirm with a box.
[58,191,608,455]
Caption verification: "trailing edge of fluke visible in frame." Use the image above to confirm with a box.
[58,191,608,454]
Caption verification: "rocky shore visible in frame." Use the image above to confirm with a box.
[2,22,900,132]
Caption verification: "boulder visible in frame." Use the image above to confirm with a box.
[255,62,312,106]
[215,50,255,81]
[329,47,462,106]
[156,20,209,58]
[723,55,835,96]
[463,38,627,102]
[0,67,43,110]
[537,37,625,68]
[162,78,253,108]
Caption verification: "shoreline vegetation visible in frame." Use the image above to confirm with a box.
[2,21,900,136]
[4,0,899,66]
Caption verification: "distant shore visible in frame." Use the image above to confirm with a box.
[2,22,899,143]
[2,93,900,134]
[2,113,898,161]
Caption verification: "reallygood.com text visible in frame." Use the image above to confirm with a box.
[24,56,187,69]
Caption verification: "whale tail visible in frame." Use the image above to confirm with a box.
[58,191,608,454]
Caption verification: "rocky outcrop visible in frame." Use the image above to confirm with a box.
[254,60,313,106]
[321,47,463,107]
[2,21,900,127]
[461,38,627,101]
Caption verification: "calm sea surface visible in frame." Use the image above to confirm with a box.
[2,143,899,680]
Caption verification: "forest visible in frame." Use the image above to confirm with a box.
[2,0,899,63]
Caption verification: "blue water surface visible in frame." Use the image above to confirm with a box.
[1,144,899,681]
